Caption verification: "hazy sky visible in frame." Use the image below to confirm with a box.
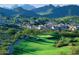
[31,4,48,8]
[0,4,48,8]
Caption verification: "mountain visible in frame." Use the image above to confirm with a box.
[32,4,56,15]
[44,5,79,18]
[0,6,39,18]
[12,4,35,10]
[0,4,79,18]
[0,7,16,17]
[32,5,79,18]
[13,7,39,17]
[0,4,35,10]
[20,4,35,10]
[0,4,18,9]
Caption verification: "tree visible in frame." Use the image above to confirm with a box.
[6,28,16,35]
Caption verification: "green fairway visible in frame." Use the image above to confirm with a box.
[13,35,72,55]
[37,35,53,38]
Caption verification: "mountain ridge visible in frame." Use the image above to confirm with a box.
[31,4,79,18]
[0,4,79,18]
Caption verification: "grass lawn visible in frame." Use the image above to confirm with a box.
[13,35,72,55]
[33,46,71,55]
[37,35,53,38]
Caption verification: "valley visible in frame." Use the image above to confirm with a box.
[0,4,79,55]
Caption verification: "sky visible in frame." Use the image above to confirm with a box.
[0,4,65,9]
[0,4,48,9]
[31,4,48,8]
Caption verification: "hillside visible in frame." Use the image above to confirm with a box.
[32,4,55,15]
[13,4,35,10]
[0,4,79,18]
[32,5,79,18]
[0,7,39,18]
[13,7,39,17]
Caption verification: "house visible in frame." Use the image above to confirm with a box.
[76,25,79,30]
[59,24,69,30]
[35,25,46,30]
[26,25,32,29]
[46,22,54,29]
[36,25,42,30]
[53,24,69,30]
[69,25,77,31]
[51,26,55,30]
